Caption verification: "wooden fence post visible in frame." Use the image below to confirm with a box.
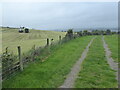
[46,38,50,53]
[32,45,35,61]
[59,35,61,41]
[17,46,23,71]
[59,36,62,44]
[32,45,35,51]
[6,47,8,54]
[47,38,49,46]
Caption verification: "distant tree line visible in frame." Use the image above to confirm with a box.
[64,29,119,40]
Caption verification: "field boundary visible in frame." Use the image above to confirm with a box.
[59,37,95,88]
[1,33,82,81]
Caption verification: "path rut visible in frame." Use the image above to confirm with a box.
[59,37,95,88]
[102,36,118,81]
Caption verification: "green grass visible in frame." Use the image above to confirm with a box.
[1,27,66,54]
[75,36,117,88]
[104,35,118,62]
[3,36,93,88]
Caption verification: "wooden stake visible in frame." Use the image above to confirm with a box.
[18,46,23,71]
[6,47,8,54]
[47,38,49,46]
[59,36,61,41]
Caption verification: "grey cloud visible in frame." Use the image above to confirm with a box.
[2,2,118,30]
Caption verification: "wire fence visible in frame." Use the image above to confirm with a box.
[1,34,77,81]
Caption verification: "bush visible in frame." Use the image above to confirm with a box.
[106,29,111,35]
[65,29,74,39]
[77,31,83,37]
[2,53,17,69]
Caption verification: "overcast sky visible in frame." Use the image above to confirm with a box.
[1,2,118,30]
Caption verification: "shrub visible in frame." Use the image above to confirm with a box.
[66,29,74,39]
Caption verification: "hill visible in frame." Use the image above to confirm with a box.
[1,27,66,54]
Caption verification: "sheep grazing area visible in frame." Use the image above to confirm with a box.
[1,27,66,54]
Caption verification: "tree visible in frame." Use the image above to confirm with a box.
[83,30,88,36]
[77,31,83,37]
[106,29,111,35]
[66,29,74,39]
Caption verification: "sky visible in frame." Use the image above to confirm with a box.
[1,2,118,30]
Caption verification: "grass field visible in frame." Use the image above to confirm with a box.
[2,36,93,88]
[104,35,118,63]
[75,36,117,88]
[1,27,66,54]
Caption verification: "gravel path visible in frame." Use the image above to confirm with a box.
[59,37,95,88]
[102,36,118,81]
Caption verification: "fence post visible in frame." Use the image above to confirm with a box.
[6,47,8,54]
[17,46,23,71]
[59,36,62,44]
[47,38,49,46]
[59,36,61,41]
[33,45,35,50]
[46,38,50,53]
[32,45,35,61]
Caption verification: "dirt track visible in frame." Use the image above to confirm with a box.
[102,36,118,81]
[59,37,95,88]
